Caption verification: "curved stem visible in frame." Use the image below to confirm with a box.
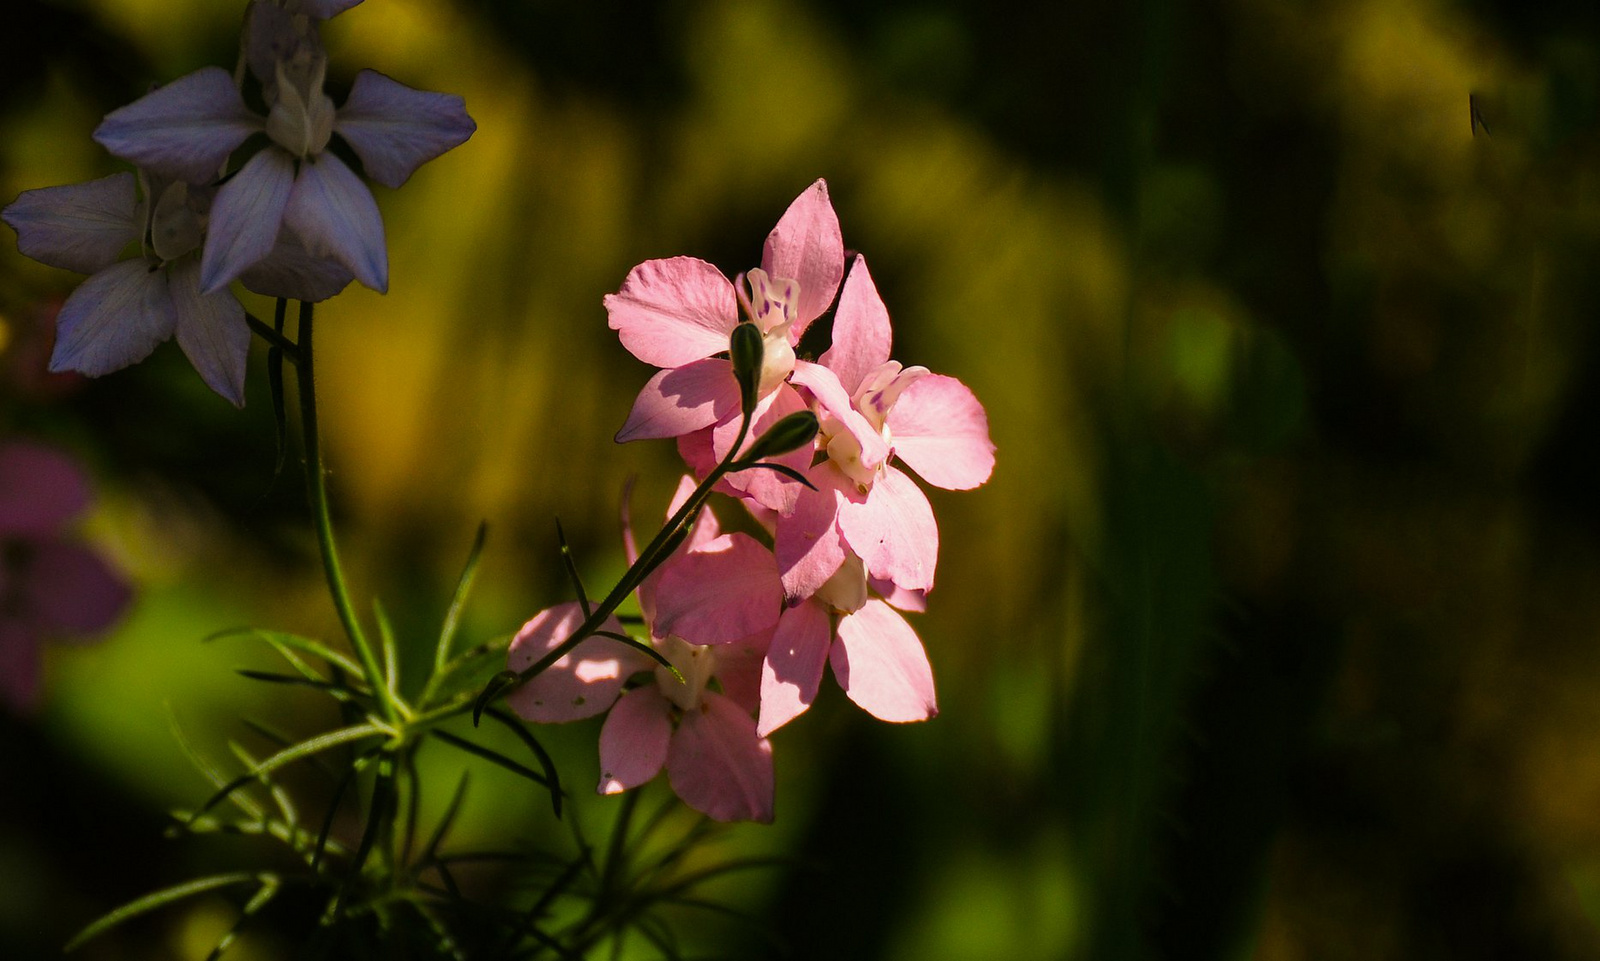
[295,301,398,724]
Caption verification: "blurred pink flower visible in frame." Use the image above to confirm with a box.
[0,442,131,713]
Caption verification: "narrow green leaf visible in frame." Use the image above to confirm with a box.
[420,772,471,867]
[555,517,592,619]
[205,628,365,679]
[346,760,397,885]
[203,875,280,961]
[234,669,353,697]
[65,873,264,952]
[268,298,289,478]
[313,760,362,873]
[227,740,298,832]
[428,729,552,789]
[473,671,520,726]
[592,631,681,684]
[373,598,401,703]
[191,723,383,822]
[166,706,263,820]
[724,460,817,490]
[483,708,564,818]
[435,521,489,676]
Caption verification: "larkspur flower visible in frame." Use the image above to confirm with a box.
[0,442,131,713]
[606,179,846,512]
[506,479,780,822]
[4,171,251,403]
[93,31,475,295]
[774,255,995,600]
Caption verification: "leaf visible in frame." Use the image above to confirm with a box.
[419,772,471,867]
[203,875,280,961]
[206,627,365,679]
[65,873,266,952]
[373,597,401,703]
[483,708,564,818]
[593,631,682,684]
[166,706,264,820]
[428,729,554,790]
[435,521,488,675]
[555,517,592,619]
[473,670,520,726]
[191,723,384,823]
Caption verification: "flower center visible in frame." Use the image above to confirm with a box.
[148,180,205,264]
[814,552,868,615]
[655,635,717,711]
[736,268,799,397]
[265,50,336,158]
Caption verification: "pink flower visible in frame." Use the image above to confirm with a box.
[775,255,995,601]
[606,179,846,512]
[505,479,782,822]
[0,442,132,713]
[758,549,937,737]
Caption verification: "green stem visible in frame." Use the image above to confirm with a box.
[294,301,398,725]
[510,408,755,686]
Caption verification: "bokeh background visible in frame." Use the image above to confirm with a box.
[5,0,1600,957]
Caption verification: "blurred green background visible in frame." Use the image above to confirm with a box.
[6,0,1600,957]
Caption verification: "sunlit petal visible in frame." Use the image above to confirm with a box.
[761,178,844,337]
[614,359,739,443]
[887,374,996,490]
[506,602,649,722]
[605,256,738,368]
[819,255,893,395]
[758,601,832,737]
[837,465,939,594]
[597,686,672,794]
[653,533,783,645]
[831,600,936,723]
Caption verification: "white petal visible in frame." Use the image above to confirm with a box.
[202,148,295,293]
[169,259,249,405]
[2,174,140,274]
[50,259,176,377]
[284,153,388,292]
[335,70,476,189]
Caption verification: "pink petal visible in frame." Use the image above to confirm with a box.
[335,70,476,189]
[605,257,738,368]
[871,577,928,613]
[506,602,650,722]
[830,599,936,722]
[93,67,262,183]
[774,463,852,602]
[758,601,832,737]
[169,259,249,406]
[0,443,90,536]
[712,383,812,515]
[676,428,717,483]
[284,153,388,293]
[837,465,938,594]
[238,228,355,302]
[635,475,720,625]
[0,620,42,714]
[818,255,892,396]
[667,691,774,822]
[2,173,140,275]
[50,259,176,378]
[887,374,996,490]
[652,533,782,645]
[714,631,771,715]
[761,179,843,337]
[597,685,672,794]
[202,147,295,293]
[615,359,739,444]
[25,541,131,637]
[789,361,890,473]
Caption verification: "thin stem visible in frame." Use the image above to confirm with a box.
[245,311,302,360]
[295,301,398,725]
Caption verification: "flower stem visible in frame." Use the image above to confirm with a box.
[294,300,398,725]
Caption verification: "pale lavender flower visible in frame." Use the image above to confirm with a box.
[94,36,474,295]
[2,171,253,403]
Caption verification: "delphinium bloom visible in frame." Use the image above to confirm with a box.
[507,480,780,822]
[605,179,846,512]
[774,254,995,602]
[93,6,475,295]
[0,441,131,712]
[3,171,253,403]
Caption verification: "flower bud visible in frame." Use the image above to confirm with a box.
[729,322,764,416]
[743,411,820,462]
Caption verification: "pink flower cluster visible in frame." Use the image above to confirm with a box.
[508,181,994,822]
